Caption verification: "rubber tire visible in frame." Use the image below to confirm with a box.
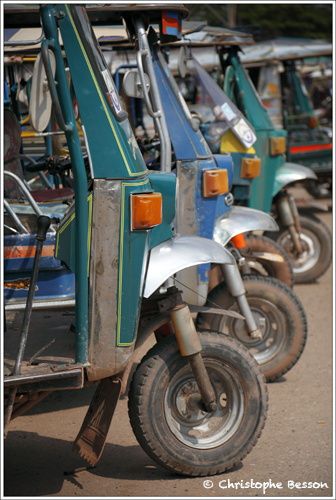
[243,234,294,288]
[276,215,332,284]
[128,332,268,477]
[197,276,307,382]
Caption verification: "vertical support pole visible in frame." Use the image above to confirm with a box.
[41,6,89,364]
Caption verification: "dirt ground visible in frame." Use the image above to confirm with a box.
[3,211,333,498]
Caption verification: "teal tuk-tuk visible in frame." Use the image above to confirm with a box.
[240,39,332,198]
[4,4,268,477]
[168,27,332,284]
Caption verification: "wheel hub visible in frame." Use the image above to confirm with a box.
[224,298,287,365]
[164,362,244,449]
[175,381,208,422]
[280,231,320,274]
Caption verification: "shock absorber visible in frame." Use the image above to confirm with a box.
[170,303,217,413]
[277,191,303,254]
[221,261,263,340]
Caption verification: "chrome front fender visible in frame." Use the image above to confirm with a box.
[214,206,279,247]
[144,236,235,298]
[273,162,317,196]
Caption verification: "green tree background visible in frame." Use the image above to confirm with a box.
[188,4,332,41]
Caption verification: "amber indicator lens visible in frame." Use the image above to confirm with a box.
[270,137,286,156]
[203,169,229,198]
[230,233,247,249]
[131,193,162,230]
[240,157,261,179]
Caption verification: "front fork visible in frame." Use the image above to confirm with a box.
[276,191,303,254]
[170,303,217,412]
[154,288,217,412]
[159,266,262,411]
[221,262,263,340]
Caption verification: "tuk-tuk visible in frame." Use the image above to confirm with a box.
[167,27,332,284]
[240,39,332,198]
[4,3,268,477]
[99,9,307,383]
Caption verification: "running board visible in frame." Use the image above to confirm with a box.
[4,367,84,391]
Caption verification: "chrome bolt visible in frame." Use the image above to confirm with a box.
[219,393,227,408]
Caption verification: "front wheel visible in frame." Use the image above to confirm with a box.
[128,332,268,477]
[275,215,331,283]
[198,276,307,382]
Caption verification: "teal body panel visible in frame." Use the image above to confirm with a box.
[228,152,257,204]
[55,195,92,276]
[224,53,287,212]
[117,179,153,345]
[250,130,287,211]
[59,5,147,179]
[46,5,176,357]
[148,172,176,249]
[284,64,314,118]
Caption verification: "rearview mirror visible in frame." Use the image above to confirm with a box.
[123,69,150,99]
[29,50,55,132]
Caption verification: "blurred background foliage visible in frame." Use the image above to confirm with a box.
[187,4,332,41]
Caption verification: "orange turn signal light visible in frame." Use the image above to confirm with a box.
[203,169,229,198]
[270,137,286,156]
[231,233,247,249]
[131,193,162,230]
[240,157,261,179]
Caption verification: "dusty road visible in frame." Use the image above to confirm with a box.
[4,212,333,498]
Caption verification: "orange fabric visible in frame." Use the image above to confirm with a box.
[4,245,54,259]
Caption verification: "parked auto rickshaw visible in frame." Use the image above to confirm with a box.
[4,3,268,477]
[168,27,332,284]
[240,39,332,198]
[95,9,307,383]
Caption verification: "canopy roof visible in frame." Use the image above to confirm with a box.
[4,3,188,27]
[240,38,332,66]
[168,25,254,47]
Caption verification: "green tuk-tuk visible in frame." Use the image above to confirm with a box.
[4,4,268,477]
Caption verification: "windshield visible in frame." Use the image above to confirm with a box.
[189,55,257,149]
[70,5,126,121]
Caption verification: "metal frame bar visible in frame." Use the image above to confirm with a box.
[134,18,172,172]
[41,5,89,364]
[4,199,29,233]
[4,171,43,216]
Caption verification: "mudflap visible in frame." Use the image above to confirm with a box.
[73,377,121,466]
